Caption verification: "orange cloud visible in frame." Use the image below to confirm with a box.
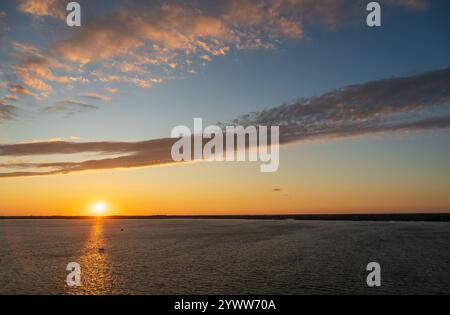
[17,0,65,19]
[6,0,430,104]
[8,42,88,99]
[8,83,39,99]
[105,87,118,94]
[2,95,17,102]
[14,66,52,92]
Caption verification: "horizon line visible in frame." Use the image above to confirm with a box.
[1,213,450,222]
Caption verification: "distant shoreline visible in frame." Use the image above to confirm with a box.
[0,213,449,222]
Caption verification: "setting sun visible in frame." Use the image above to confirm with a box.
[92,202,107,215]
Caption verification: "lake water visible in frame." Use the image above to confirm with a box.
[0,219,449,294]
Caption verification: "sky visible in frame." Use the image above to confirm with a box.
[0,0,449,215]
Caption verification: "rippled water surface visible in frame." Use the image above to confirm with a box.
[0,219,449,294]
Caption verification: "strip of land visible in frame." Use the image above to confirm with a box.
[0,213,449,221]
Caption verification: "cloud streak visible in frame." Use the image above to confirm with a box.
[8,83,39,99]
[42,100,99,116]
[78,92,110,102]
[229,67,450,143]
[0,66,449,177]
[0,101,15,121]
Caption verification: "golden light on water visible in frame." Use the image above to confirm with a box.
[65,220,115,294]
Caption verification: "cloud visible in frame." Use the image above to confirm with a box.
[6,0,430,103]
[0,138,179,177]
[19,137,65,144]
[0,10,7,37]
[89,70,160,89]
[228,67,450,144]
[14,65,53,92]
[272,188,282,192]
[17,0,66,19]
[9,42,88,96]
[0,95,17,121]
[50,0,350,67]
[6,136,80,145]
[0,101,16,121]
[105,87,118,94]
[0,66,449,178]
[8,83,39,99]
[78,92,110,102]
[2,95,17,102]
[43,100,99,116]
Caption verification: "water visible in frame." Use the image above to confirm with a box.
[0,219,449,294]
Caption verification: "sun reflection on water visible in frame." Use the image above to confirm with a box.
[66,220,113,294]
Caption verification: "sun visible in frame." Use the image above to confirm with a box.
[92,201,107,215]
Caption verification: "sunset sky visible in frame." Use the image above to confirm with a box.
[1,0,449,215]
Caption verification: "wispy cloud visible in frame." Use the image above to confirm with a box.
[2,95,17,102]
[8,83,39,99]
[105,87,118,94]
[0,138,178,177]
[78,92,110,102]
[229,67,450,144]
[42,99,99,116]
[0,10,8,37]
[0,101,16,121]
[0,93,17,121]
[8,42,88,99]
[0,66,449,178]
